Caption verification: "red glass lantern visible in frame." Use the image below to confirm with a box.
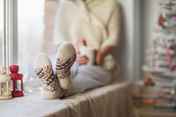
[9,65,24,97]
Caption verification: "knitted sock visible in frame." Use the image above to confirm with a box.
[56,42,76,90]
[34,54,64,99]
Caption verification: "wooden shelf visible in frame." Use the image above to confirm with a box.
[134,107,176,117]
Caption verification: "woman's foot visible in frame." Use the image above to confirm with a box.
[34,54,64,99]
[56,42,76,90]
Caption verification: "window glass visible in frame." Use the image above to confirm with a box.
[18,0,45,78]
[17,0,58,92]
[0,0,4,66]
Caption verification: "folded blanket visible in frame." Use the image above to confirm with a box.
[46,82,133,117]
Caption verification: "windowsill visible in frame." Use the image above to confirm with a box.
[0,82,130,117]
[0,93,68,117]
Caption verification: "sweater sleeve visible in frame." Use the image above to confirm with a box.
[100,4,121,50]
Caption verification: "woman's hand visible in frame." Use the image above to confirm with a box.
[96,51,104,65]
[77,56,89,65]
[96,46,113,65]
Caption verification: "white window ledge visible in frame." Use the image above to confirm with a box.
[0,82,132,117]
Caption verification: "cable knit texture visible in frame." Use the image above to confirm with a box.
[56,42,76,90]
[34,54,64,99]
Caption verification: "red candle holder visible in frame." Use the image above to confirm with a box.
[10,64,24,97]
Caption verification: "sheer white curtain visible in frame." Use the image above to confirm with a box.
[17,0,54,93]
[18,0,45,78]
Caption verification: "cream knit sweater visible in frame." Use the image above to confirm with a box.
[54,0,120,70]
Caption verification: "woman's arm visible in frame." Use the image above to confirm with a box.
[96,4,121,65]
[96,46,113,65]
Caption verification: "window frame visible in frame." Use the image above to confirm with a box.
[2,0,18,68]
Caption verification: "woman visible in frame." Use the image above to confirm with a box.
[35,0,121,99]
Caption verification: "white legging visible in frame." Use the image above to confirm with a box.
[56,42,111,94]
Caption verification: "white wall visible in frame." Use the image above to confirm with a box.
[142,0,160,52]
[118,0,141,80]
[118,0,160,80]
[128,0,162,80]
